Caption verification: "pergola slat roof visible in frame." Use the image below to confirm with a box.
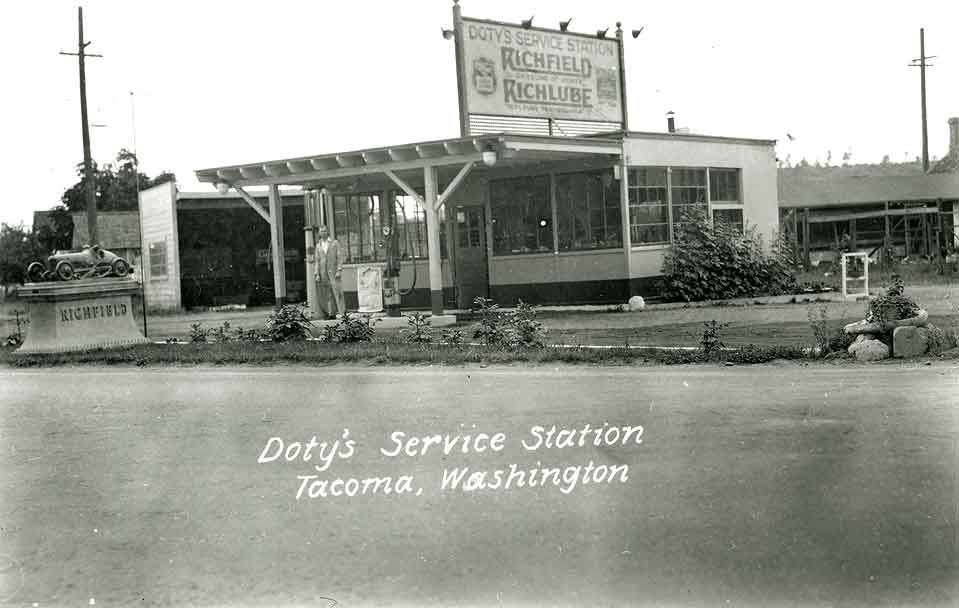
[195,133,623,188]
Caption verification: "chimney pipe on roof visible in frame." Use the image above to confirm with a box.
[949,117,958,158]
[666,111,676,133]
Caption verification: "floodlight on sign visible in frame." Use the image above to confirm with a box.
[482,145,497,167]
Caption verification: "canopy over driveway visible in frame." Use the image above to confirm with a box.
[195,133,623,314]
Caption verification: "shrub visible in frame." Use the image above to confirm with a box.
[209,321,233,343]
[265,304,314,342]
[927,326,957,354]
[5,310,26,347]
[189,322,208,343]
[866,276,920,326]
[662,207,798,302]
[471,298,547,348]
[807,303,854,356]
[699,320,728,356]
[318,312,376,343]
[506,300,547,348]
[471,297,508,346]
[441,327,464,346]
[724,344,807,364]
[807,304,830,353]
[404,312,432,344]
[232,326,263,342]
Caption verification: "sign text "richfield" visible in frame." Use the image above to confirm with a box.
[61,302,128,323]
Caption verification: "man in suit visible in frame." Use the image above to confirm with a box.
[315,226,345,318]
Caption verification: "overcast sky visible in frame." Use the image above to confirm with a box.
[2,0,957,227]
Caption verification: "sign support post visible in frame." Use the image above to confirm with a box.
[452,0,470,136]
[615,22,629,131]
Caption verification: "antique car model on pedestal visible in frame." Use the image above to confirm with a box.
[26,245,133,282]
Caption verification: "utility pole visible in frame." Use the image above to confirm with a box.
[131,90,148,337]
[910,28,935,173]
[60,7,102,245]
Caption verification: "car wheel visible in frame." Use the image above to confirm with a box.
[27,262,45,282]
[55,260,75,281]
[112,258,130,277]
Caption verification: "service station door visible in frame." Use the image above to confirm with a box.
[453,206,489,308]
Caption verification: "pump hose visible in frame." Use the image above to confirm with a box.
[395,199,417,297]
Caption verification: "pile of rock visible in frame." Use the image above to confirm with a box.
[844,310,931,361]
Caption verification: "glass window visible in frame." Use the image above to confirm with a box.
[149,241,167,277]
[709,169,741,203]
[490,176,552,255]
[670,168,707,230]
[332,193,381,263]
[457,208,483,249]
[555,170,622,251]
[391,192,430,260]
[628,168,669,245]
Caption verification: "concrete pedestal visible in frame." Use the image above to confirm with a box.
[15,278,149,354]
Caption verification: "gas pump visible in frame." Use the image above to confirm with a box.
[378,193,420,317]
[381,194,402,317]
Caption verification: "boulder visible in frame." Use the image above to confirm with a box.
[892,326,929,358]
[854,333,878,343]
[844,309,929,335]
[848,338,890,361]
[628,296,646,311]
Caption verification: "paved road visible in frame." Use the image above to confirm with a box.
[1,364,957,607]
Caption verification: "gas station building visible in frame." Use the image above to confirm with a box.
[140,5,780,315]
[140,130,777,314]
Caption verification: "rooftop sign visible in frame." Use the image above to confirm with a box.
[457,17,625,126]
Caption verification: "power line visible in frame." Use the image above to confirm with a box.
[59,6,103,245]
[909,28,935,173]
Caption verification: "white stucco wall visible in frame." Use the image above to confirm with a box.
[138,182,181,311]
[623,134,779,279]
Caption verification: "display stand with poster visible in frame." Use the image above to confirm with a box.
[356,266,384,313]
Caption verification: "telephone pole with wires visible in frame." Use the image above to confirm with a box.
[131,90,149,337]
[60,6,103,245]
[910,28,935,173]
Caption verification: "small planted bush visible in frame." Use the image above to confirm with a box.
[699,320,729,356]
[865,276,920,326]
[471,297,508,346]
[209,321,233,343]
[807,304,852,356]
[318,312,377,343]
[441,327,464,346]
[189,322,208,343]
[404,312,433,344]
[470,297,547,348]
[265,304,314,342]
[507,300,547,348]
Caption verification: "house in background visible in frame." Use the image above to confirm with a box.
[779,117,959,267]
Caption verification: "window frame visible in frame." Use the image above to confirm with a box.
[554,169,623,252]
[627,167,670,247]
[627,166,745,248]
[148,240,167,278]
[489,175,553,257]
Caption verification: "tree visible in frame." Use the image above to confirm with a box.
[35,206,73,253]
[61,149,176,213]
[0,223,42,285]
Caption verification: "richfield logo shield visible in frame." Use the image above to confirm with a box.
[472,57,496,96]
